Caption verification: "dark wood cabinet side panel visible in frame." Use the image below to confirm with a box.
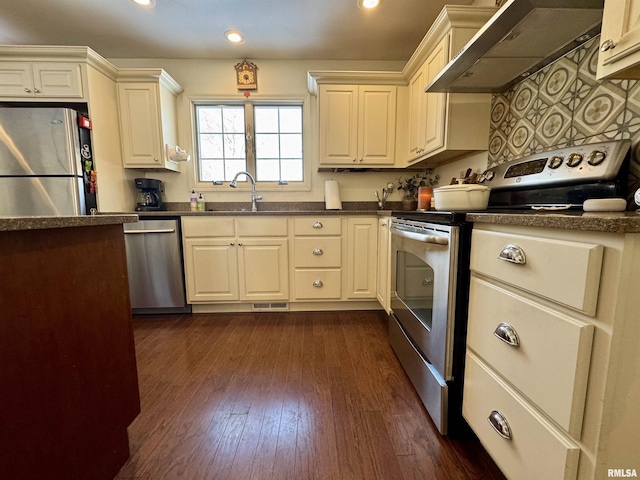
[0,225,140,480]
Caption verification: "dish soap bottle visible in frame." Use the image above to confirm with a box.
[197,193,205,211]
[190,190,197,211]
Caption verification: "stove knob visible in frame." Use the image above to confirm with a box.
[548,155,563,169]
[587,150,606,166]
[567,153,583,168]
[485,170,495,181]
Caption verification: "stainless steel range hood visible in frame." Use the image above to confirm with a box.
[426,0,604,93]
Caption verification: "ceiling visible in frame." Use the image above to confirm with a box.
[0,0,476,61]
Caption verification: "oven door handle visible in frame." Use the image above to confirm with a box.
[390,226,449,246]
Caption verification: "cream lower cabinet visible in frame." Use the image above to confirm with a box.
[182,216,289,303]
[376,217,391,312]
[597,0,640,79]
[346,217,378,299]
[465,223,640,480]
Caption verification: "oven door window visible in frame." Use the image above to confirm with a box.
[395,250,435,331]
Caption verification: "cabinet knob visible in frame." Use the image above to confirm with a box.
[498,244,526,265]
[238,242,243,246]
[352,158,357,162]
[313,248,324,255]
[359,158,363,162]
[230,242,235,246]
[493,322,520,347]
[600,39,617,52]
[488,411,512,440]
[313,221,323,229]
[154,157,159,163]
[313,280,323,287]
[34,88,40,94]
[24,88,31,93]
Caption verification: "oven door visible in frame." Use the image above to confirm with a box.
[390,221,458,382]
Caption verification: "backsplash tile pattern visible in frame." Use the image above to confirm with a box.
[488,36,640,208]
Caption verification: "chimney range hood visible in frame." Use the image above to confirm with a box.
[426,0,604,94]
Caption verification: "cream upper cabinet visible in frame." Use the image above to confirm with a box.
[597,0,640,79]
[117,69,183,172]
[318,85,397,167]
[404,6,495,166]
[0,62,83,98]
[345,217,378,299]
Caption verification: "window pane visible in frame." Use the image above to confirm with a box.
[256,159,280,181]
[225,160,246,180]
[200,159,225,181]
[280,159,303,181]
[280,133,302,158]
[199,134,223,158]
[255,133,280,158]
[223,107,245,133]
[255,107,279,133]
[198,107,222,133]
[224,133,246,158]
[279,107,302,133]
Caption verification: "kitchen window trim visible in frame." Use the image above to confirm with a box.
[188,94,313,193]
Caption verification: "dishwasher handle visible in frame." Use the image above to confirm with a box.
[390,225,449,246]
[124,229,176,234]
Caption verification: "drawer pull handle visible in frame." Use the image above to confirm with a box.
[600,39,617,52]
[493,323,520,347]
[313,280,323,287]
[488,410,512,440]
[498,244,526,265]
[313,248,324,255]
[313,221,323,228]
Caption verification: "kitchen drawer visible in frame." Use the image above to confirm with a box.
[467,277,593,437]
[293,270,341,299]
[293,217,342,236]
[470,229,603,315]
[182,217,234,238]
[294,237,342,268]
[236,216,288,237]
[464,351,580,480]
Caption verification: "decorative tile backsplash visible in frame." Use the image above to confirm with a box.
[488,36,640,208]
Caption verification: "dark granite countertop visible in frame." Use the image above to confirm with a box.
[0,214,138,232]
[466,211,640,234]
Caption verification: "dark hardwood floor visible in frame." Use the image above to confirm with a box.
[116,311,505,480]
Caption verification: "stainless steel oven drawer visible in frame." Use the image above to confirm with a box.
[389,314,448,434]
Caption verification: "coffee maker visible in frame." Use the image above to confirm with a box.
[134,178,165,211]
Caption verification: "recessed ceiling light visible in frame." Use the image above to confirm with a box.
[359,0,381,9]
[131,0,156,7]
[224,30,245,44]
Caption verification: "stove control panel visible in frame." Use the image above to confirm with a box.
[481,140,631,190]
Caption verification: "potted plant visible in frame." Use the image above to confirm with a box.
[397,170,439,210]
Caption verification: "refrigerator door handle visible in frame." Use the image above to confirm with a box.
[124,229,176,234]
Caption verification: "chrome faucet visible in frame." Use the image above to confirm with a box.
[229,171,262,212]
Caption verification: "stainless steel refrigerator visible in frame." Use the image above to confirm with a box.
[0,106,97,216]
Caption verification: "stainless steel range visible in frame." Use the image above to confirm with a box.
[389,139,632,437]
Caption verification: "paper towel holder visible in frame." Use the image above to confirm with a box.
[166,144,191,162]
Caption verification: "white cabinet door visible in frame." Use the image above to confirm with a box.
[117,83,165,168]
[184,238,239,302]
[346,217,378,299]
[0,62,82,98]
[358,86,397,165]
[376,217,391,312]
[318,85,396,166]
[597,0,640,79]
[423,35,449,156]
[238,238,289,301]
[407,66,427,161]
[318,85,358,165]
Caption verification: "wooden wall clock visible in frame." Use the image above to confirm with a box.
[235,60,258,90]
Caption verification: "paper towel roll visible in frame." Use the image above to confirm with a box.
[325,180,342,210]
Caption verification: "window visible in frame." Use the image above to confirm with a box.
[195,103,304,184]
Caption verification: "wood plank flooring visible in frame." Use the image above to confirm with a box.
[116,311,505,480]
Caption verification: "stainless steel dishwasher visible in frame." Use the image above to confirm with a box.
[123,217,190,314]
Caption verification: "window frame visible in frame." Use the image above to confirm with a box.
[190,95,312,192]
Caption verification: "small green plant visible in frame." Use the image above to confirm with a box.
[396,170,439,198]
